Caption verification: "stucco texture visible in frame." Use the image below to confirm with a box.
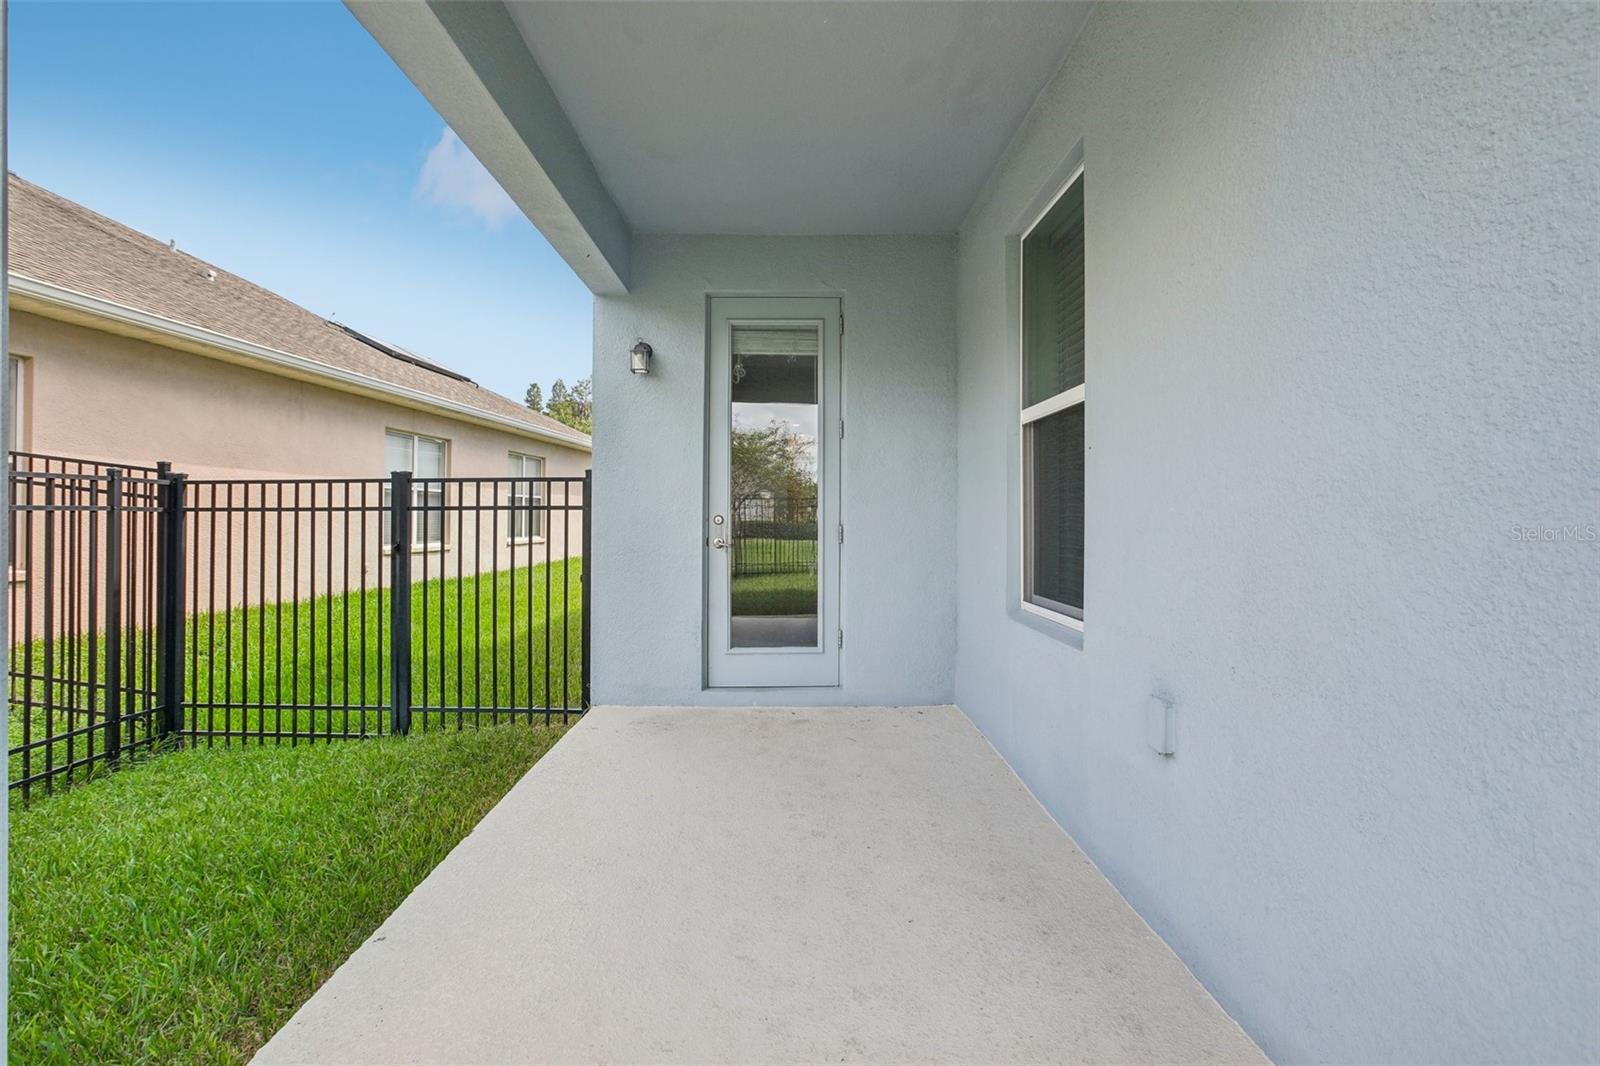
[593,236,957,706]
[953,4,1599,1064]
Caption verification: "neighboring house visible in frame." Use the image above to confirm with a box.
[348,4,1597,1064]
[5,174,589,569]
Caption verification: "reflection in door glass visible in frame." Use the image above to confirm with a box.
[729,326,819,649]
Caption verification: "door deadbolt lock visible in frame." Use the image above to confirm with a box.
[712,514,725,525]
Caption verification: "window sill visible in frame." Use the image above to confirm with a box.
[1022,600,1082,629]
[1011,601,1084,649]
[8,568,26,586]
[381,543,451,557]
[506,537,547,547]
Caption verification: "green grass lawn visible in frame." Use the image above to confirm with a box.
[731,570,818,616]
[10,560,582,790]
[9,723,567,1065]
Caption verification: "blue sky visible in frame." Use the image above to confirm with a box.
[8,0,594,402]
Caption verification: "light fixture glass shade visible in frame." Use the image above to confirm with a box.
[630,341,653,374]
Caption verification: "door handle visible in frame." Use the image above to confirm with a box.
[712,537,728,550]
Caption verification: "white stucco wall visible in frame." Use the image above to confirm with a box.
[953,4,1598,1064]
[592,236,957,706]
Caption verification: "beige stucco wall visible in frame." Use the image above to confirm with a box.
[10,309,589,483]
[9,309,589,624]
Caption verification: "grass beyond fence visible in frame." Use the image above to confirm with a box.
[10,559,582,792]
[8,723,567,1064]
[186,557,584,732]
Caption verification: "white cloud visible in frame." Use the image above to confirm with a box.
[415,127,518,229]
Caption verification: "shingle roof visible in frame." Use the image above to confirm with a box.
[6,173,589,449]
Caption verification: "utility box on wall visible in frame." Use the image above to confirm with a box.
[1146,694,1176,756]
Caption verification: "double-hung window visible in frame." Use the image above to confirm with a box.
[508,452,545,541]
[1021,166,1085,628]
[383,430,448,549]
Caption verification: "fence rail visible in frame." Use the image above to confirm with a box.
[10,449,164,477]
[7,453,590,798]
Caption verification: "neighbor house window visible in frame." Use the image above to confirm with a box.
[508,452,545,541]
[7,357,23,577]
[383,430,448,549]
[9,355,26,454]
[1021,166,1085,628]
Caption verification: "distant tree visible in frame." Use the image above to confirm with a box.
[570,377,592,426]
[524,382,543,412]
[545,376,593,434]
[730,422,814,512]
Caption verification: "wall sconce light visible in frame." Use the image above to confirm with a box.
[630,340,654,375]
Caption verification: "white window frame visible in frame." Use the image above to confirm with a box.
[7,356,25,583]
[508,451,545,544]
[9,355,27,455]
[383,429,450,552]
[1019,162,1086,632]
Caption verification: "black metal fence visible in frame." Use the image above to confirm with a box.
[7,453,166,799]
[731,494,818,576]
[7,452,590,799]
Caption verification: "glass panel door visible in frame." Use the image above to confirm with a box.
[707,297,841,688]
[729,325,820,649]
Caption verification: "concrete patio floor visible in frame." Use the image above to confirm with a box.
[254,706,1266,1064]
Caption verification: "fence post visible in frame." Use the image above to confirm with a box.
[389,470,412,736]
[104,468,123,766]
[156,464,187,743]
[581,468,591,711]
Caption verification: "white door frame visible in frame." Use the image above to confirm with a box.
[706,295,842,688]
